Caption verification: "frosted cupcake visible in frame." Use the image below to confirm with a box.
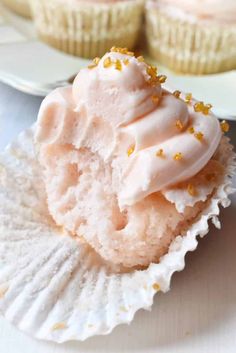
[29,0,144,58]
[1,0,31,17]
[0,48,235,342]
[35,48,231,268]
[145,0,236,74]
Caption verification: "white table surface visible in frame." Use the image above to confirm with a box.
[0,81,236,353]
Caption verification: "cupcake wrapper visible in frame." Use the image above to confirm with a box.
[0,126,235,342]
[145,8,236,74]
[1,0,31,18]
[29,0,144,58]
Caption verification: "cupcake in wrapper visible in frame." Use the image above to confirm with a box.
[145,0,236,74]
[1,0,31,17]
[0,49,235,341]
[29,0,144,58]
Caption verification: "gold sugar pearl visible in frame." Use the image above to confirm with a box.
[173,90,181,99]
[176,119,184,131]
[221,120,230,133]
[187,183,197,196]
[188,127,195,134]
[157,75,167,84]
[127,145,135,157]
[103,56,112,68]
[194,131,204,141]
[123,58,129,66]
[115,59,122,71]
[173,152,183,161]
[156,149,164,157]
[137,56,145,62]
[152,94,159,104]
[185,93,192,104]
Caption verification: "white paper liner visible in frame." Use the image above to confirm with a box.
[0,126,235,342]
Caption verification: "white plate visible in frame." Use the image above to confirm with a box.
[0,3,236,121]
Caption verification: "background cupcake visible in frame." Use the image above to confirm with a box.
[145,0,236,74]
[29,0,144,58]
[1,0,31,17]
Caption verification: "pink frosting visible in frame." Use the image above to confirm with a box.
[147,0,236,24]
[36,52,221,208]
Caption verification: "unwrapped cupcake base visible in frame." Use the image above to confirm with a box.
[30,0,144,58]
[146,9,236,74]
[0,126,235,342]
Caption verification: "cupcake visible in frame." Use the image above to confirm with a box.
[1,0,31,18]
[145,0,236,74]
[0,49,235,342]
[29,0,144,58]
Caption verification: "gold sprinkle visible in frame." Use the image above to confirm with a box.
[147,65,158,78]
[93,57,100,65]
[127,145,135,157]
[52,322,67,331]
[152,94,159,104]
[103,56,112,68]
[194,131,204,141]
[187,183,197,196]
[110,47,134,56]
[120,306,128,312]
[152,283,160,291]
[88,57,100,69]
[173,90,181,99]
[123,58,129,66]
[143,284,147,290]
[221,120,230,133]
[137,56,145,62]
[185,93,192,104]
[88,63,97,69]
[157,74,167,84]
[176,119,184,131]
[188,127,195,134]
[202,103,212,115]
[156,149,164,157]
[173,152,183,161]
[115,59,122,71]
[146,65,158,86]
[194,101,204,112]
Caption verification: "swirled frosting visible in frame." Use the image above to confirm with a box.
[36,50,221,208]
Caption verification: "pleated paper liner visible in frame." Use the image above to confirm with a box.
[30,0,144,58]
[145,7,236,75]
[0,126,235,342]
[1,0,31,18]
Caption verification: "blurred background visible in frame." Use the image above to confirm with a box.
[0,0,235,118]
